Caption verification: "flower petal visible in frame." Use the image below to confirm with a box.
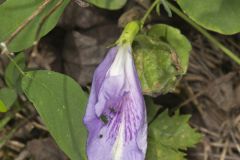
[84,45,147,160]
[84,47,118,123]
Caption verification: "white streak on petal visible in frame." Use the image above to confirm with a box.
[108,44,130,76]
[112,114,125,160]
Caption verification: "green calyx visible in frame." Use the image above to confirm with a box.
[116,21,140,45]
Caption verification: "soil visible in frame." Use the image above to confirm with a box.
[0,0,240,160]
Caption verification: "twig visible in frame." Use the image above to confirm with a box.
[178,72,236,108]
[211,142,240,149]
[15,150,30,160]
[220,140,229,160]
[230,131,240,154]
[191,123,220,138]
[0,112,36,149]
[189,153,239,160]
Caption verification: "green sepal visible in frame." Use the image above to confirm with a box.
[133,24,191,96]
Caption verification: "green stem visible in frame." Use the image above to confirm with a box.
[141,0,161,28]
[0,43,25,76]
[0,103,21,130]
[0,126,18,148]
[6,53,25,76]
[166,1,240,65]
[117,21,140,44]
[0,107,34,149]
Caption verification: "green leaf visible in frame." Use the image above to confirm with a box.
[87,0,127,10]
[133,24,191,95]
[0,100,7,112]
[21,70,88,160]
[147,24,191,74]
[162,0,172,17]
[0,0,70,52]
[147,110,202,160]
[5,53,25,92]
[177,0,240,35]
[0,88,17,112]
[145,97,161,123]
[156,3,161,16]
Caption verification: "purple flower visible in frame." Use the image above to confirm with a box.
[83,43,147,160]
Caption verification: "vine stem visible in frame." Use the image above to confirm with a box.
[5,0,52,46]
[141,0,161,28]
[6,54,25,76]
[33,0,64,53]
[35,0,64,42]
[0,43,25,75]
[166,1,240,65]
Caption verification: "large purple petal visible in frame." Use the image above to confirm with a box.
[84,44,147,160]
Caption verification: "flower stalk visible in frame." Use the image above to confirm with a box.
[140,0,161,28]
[116,21,140,45]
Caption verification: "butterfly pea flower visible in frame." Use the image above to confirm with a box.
[83,21,147,160]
